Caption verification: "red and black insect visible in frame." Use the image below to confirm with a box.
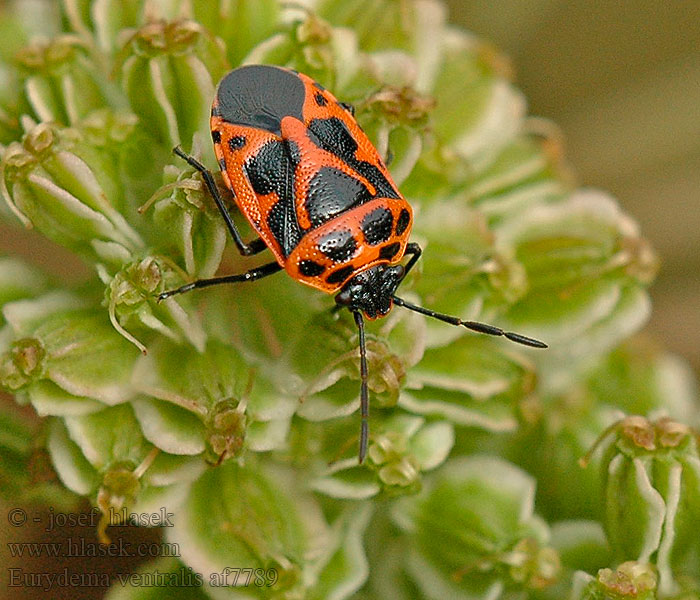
[160,65,546,462]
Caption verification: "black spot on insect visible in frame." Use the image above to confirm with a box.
[395,208,410,236]
[326,265,355,285]
[361,207,393,245]
[355,161,400,199]
[246,140,302,256]
[315,93,328,107]
[318,229,357,263]
[378,242,401,260]
[307,118,401,199]
[267,200,302,257]
[211,130,222,144]
[306,167,372,228]
[218,157,227,171]
[308,117,357,160]
[298,259,326,277]
[245,141,287,195]
[228,136,246,151]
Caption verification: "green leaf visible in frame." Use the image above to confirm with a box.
[391,455,560,597]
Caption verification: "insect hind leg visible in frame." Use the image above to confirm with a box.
[172,146,267,256]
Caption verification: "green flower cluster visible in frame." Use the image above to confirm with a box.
[0,1,697,598]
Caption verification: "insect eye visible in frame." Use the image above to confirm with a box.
[388,265,405,279]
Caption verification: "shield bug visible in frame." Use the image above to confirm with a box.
[160,65,547,462]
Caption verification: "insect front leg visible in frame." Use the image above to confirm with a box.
[400,242,422,280]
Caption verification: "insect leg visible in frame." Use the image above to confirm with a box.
[400,242,422,280]
[173,146,267,256]
[391,296,547,348]
[157,262,282,301]
[353,311,370,463]
[338,101,355,115]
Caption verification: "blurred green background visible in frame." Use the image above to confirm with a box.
[445,0,700,373]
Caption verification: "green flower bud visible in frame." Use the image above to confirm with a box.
[495,191,658,370]
[402,335,536,432]
[131,338,295,457]
[316,0,447,77]
[588,340,698,422]
[167,461,371,599]
[63,0,144,54]
[245,10,362,92]
[430,30,524,172]
[462,133,568,221]
[142,161,227,278]
[359,83,436,185]
[390,456,561,597]
[173,463,308,592]
[191,0,281,66]
[294,306,424,425]
[574,561,658,600]
[369,417,454,492]
[0,337,46,391]
[116,19,227,148]
[506,537,561,590]
[14,34,113,125]
[2,293,140,404]
[311,415,453,499]
[101,255,207,353]
[206,398,247,463]
[1,120,143,266]
[590,415,700,596]
[410,200,529,346]
[48,404,196,542]
[96,459,144,541]
[401,34,562,206]
[507,340,698,524]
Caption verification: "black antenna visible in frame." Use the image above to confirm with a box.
[353,311,370,463]
[392,296,547,348]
